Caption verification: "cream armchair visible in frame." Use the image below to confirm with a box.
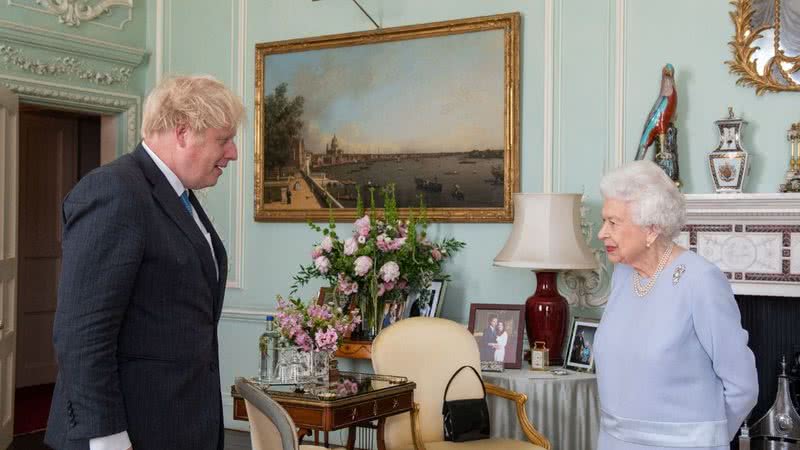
[372,317,551,450]
[235,377,335,450]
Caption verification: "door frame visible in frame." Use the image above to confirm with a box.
[0,74,140,443]
[0,74,141,156]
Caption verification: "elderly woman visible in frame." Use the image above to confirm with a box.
[593,161,758,450]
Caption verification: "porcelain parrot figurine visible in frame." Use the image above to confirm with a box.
[635,64,677,161]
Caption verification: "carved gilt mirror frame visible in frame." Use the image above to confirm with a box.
[728,0,800,94]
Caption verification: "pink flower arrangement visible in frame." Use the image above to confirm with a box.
[292,185,464,336]
[275,295,360,352]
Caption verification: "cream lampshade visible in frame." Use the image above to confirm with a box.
[494,193,597,365]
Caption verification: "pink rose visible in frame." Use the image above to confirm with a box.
[379,261,400,283]
[354,256,373,277]
[320,236,333,253]
[314,256,330,274]
[354,215,371,237]
[344,237,358,256]
[431,248,442,261]
[311,246,323,259]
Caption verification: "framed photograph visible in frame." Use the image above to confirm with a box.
[378,300,406,332]
[565,318,600,372]
[467,303,525,369]
[404,279,447,319]
[315,286,333,305]
[254,13,520,223]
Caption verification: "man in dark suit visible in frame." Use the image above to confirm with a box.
[479,315,498,361]
[45,75,244,450]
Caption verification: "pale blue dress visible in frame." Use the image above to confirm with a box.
[594,249,758,449]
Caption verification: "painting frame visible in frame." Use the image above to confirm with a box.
[253,13,520,223]
[565,317,600,373]
[467,303,525,370]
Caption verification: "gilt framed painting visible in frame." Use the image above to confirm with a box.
[254,13,520,222]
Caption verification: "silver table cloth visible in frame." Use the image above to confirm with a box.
[484,367,599,450]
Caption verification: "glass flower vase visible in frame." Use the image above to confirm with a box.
[354,291,381,341]
[299,350,333,387]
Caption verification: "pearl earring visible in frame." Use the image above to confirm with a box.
[646,241,651,248]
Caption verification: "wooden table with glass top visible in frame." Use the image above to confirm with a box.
[231,372,415,449]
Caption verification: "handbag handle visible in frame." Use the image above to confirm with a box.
[443,365,485,402]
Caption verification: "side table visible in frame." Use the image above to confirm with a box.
[232,372,415,450]
[483,365,600,450]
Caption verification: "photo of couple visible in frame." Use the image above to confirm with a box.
[479,315,513,363]
[468,304,524,369]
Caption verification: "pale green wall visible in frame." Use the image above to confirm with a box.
[149,0,798,431]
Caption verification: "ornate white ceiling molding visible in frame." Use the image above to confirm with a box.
[0,19,146,66]
[0,74,140,150]
[0,44,131,85]
[9,0,133,30]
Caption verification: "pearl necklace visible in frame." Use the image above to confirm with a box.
[632,244,674,297]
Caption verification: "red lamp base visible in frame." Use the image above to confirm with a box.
[525,271,567,366]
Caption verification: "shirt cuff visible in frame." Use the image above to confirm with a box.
[89,430,131,450]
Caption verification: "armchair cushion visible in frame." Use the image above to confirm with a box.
[372,317,551,450]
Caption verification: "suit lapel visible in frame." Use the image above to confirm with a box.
[132,146,218,292]
[189,191,227,321]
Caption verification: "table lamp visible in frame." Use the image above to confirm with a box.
[494,193,597,365]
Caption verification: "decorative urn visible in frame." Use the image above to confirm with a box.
[708,107,750,193]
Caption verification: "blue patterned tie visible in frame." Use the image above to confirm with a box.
[180,190,193,216]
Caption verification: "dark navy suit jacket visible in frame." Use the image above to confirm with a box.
[45,145,227,450]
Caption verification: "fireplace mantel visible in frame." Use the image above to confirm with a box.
[679,193,800,297]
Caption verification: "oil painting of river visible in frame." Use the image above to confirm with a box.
[254,13,520,222]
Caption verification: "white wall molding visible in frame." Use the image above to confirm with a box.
[221,307,272,323]
[542,0,554,193]
[226,0,247,289]
[0,44,132,86]
[0,19,145,66]
[0,73,140,150]
[8,0,133,30]
[613,0,626,169]
[154,0,163,83]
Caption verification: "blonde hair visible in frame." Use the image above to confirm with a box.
[141,75,245,138]
[600,160,686,240]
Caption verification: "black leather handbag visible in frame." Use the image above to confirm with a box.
[442,365,491,442]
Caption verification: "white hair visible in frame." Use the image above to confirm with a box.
[599,160,686,240]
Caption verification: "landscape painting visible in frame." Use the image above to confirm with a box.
[254,13,520,222]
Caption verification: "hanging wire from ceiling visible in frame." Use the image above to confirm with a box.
[312,0,381,29]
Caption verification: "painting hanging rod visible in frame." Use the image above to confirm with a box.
[312,0,381,29]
